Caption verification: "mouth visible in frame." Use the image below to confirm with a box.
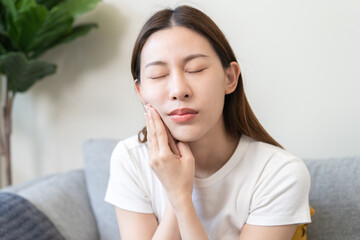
[168,108,198,123]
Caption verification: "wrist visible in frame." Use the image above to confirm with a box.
[169,192,193,212]
[153,200,181,240]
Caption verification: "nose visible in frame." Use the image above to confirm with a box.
[168,71,192,101]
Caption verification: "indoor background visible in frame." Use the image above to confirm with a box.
[4,0,360,185]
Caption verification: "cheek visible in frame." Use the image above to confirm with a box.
[140,85,165,106]
[205,93,225,120]
[200,81,226,118]
[202,76,226,106]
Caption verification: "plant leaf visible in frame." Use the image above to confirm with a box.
[0,19,4,33]
[0,4,5,32]
[1,0,19,48]
[35,0,66,10]
[59,23,98,43]
[56,0,100,18]
[0,52,56,92]
[0,29,16,53]
[10,5,49,52]
[0,26,7,54]
[30,23,97,58]
[27,7,73,53]
[16,0,37,12]
[0,0,17,20]
[0,28,7,37]
[0,43,6,55]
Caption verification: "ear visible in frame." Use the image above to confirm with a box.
[134,79,145,105]
[224,61,240,95]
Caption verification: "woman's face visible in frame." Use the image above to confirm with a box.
[136,26,238,142]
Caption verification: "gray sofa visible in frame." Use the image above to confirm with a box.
[1,139,359,240]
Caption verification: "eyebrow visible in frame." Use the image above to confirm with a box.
[183,53,209,63]
[145,54,209,68]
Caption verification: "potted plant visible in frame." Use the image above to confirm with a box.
[0,0,100,186]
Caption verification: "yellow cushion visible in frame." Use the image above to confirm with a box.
[291,207,315,240]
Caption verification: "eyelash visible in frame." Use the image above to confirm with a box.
[151,74,169,79]
[187,68,206,74]
[151,68,206,79]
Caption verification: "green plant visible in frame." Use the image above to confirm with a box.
[0,0,100,186]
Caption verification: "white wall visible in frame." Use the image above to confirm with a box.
[9,0,360,185]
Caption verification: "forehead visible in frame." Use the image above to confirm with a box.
[140,26,217,66]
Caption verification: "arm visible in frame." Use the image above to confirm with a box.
[115,207,157,239]
[115,200,181,240]
[172,198,299,240]
[115,206,299,240]
[171,195,209,240]
[238,224,298,240]
[152,200,181,240]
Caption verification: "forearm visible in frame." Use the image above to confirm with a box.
[172,196,209,240]
[152,200,181,240]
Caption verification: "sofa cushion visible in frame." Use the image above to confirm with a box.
[304,156,360,240]
[2,169,99,240]
[83,139,120,240]
[0,192,65,240]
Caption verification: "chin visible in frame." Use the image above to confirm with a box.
[169,128,205,143]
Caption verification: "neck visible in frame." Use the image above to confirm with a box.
[188,118,239,179]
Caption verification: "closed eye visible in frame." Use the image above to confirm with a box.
[187,68,206,74]
[151,74,169,79]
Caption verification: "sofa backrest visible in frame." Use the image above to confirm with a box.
[304,156,360,240]
[83,139,121,240]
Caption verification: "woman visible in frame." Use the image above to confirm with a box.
[105,5,312,240]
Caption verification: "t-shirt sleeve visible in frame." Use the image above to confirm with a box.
[104,141,153,213]
[246,156,311,226]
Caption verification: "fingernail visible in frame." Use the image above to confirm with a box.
[145,105,150,113]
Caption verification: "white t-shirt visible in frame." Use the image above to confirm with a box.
[105,134,311,239]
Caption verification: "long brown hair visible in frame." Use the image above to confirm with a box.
[131,5,282,148]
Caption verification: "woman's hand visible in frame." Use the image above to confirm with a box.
[145,105,195,208]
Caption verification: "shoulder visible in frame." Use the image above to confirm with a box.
[111,135,149,168]
[112,134,145,152]
[243,135,310,185]
[112,135,148,157]
[244,137,312,225]
[243,135,295,160]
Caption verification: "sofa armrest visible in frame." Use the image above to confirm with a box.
[2,169,99,240]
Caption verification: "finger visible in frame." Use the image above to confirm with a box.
[145,112,154,156]
[146,106,159,155]
[177,142,194,160]
[166,127,180,156]
[149,107,170,153]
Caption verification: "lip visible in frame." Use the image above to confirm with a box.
[169,108,198,115]
[168,108,198,123]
